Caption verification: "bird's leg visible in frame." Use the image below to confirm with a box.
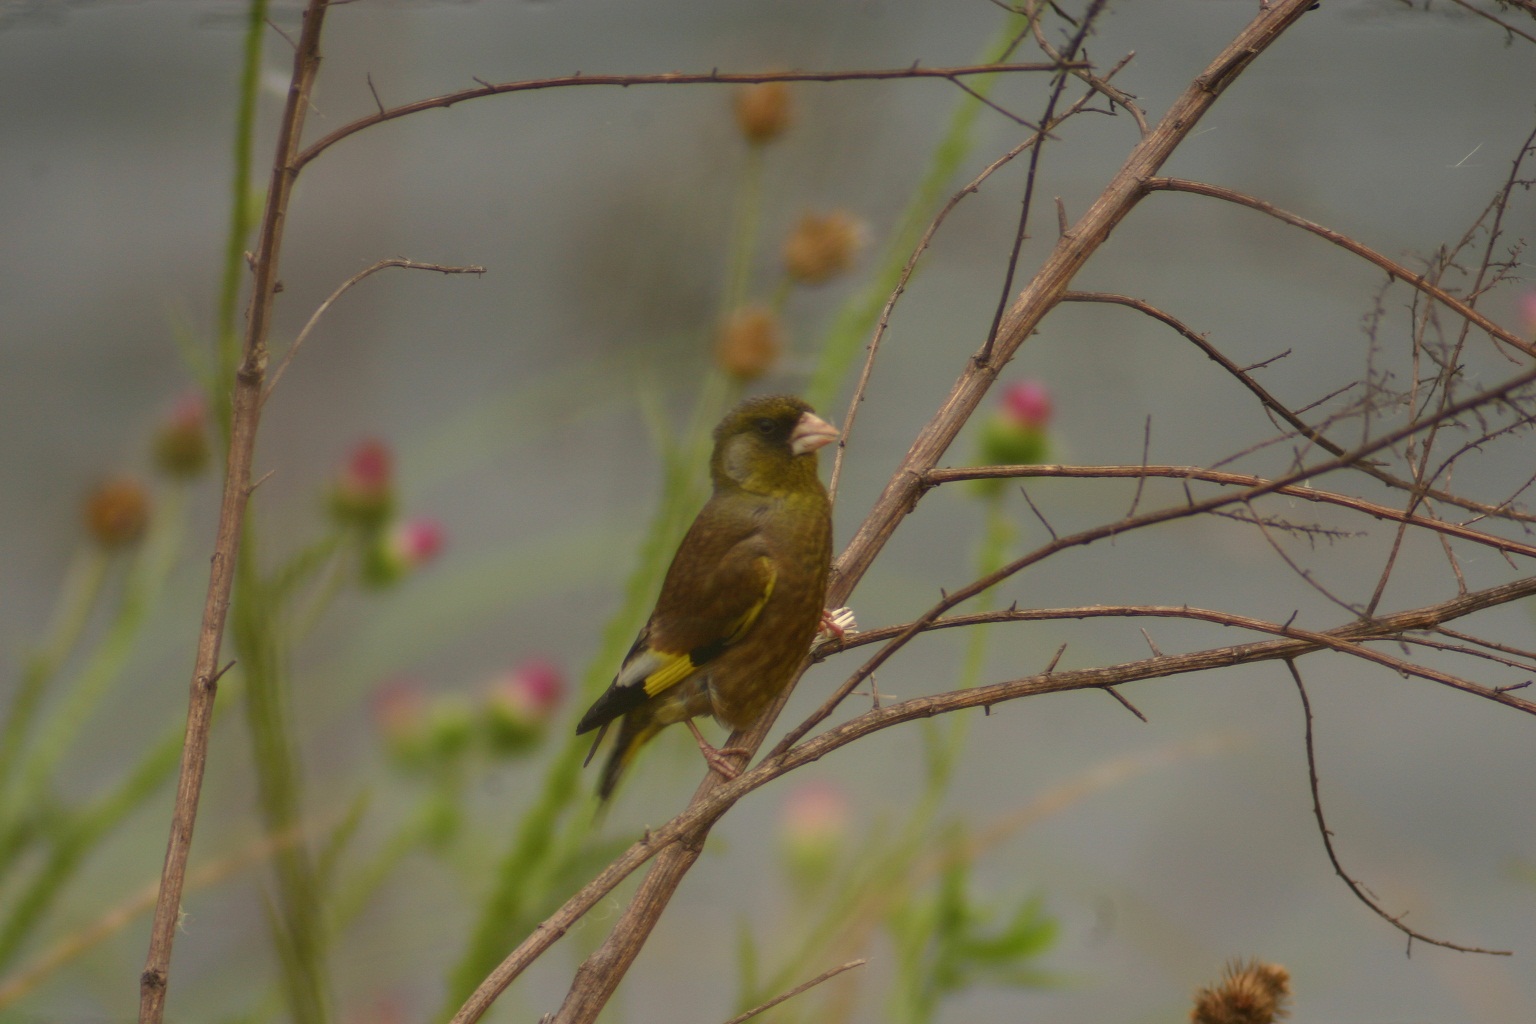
[684,718,749,781]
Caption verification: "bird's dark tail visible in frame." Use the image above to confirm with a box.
[595,712,662,802]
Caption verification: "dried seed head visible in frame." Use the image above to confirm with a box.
[715,305,784,381]
[782,211,866,285]
[1190,959,1291,1024]
[85,477,150,548]
[734,81,792,144]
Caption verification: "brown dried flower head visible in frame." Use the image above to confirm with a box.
[86,476,151,548]
[734,81,792,144]
[715,305,784,381]
[782,211,866,285]
[1190,959,1291,1024]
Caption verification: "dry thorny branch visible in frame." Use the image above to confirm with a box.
[135,0,1536,1021]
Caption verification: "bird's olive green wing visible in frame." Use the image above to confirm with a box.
[574,512,776,735]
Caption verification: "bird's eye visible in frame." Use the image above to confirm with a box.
[754,418,777,436]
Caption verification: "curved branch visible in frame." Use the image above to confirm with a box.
[1143,177,1536,359]
[1060,291,1536,525]
[924,463,1536,561]
[263,258,485,402]
[1288,663,1511,955]
[294,62,1082,171]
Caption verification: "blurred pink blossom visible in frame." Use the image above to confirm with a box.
[1001,378,1054,429]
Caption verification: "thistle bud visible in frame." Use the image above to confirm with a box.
[152,392,211,479]
[85,477,150,548]
[330,438,394,529]
[483,658,566,756]
[714,305,783,381]
[362,517,445,588]
[1190,959,1291,1024]
[372,679,474,771]
[974,379,1054,498]
[778,781,851,894]
[782,211,866,285]
[734,81,792,145]
[372,679,433,768]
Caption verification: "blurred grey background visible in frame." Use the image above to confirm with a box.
[2,0,1534,1022]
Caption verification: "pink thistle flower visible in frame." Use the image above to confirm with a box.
[332,438,395,528]
[484,658,566,755]
[1000,379,1054,430]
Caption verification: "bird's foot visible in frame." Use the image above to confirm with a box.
[685,719,749,781]
[812,606,858,654]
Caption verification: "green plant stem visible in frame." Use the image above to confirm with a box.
[724,147,766,315]
[0,489,186,874]
[327,792,438,931]
[235,528,332,1024]
[0,548,109,814]
[0,720,185,971]
[213,0,270,440]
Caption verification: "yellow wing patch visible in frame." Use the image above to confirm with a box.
[642,650,697,698]
[641,557,776,698]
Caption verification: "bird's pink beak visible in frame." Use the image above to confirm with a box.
[790,411,839,456]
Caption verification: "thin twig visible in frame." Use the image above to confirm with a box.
[719,960,867,1024]
[263,258,485,402]
[829,76,1111,503]
[1143,178,1536,359]
[1286,661,1510,955]
[1060,290,1536,525]
[923,463,1536,563]
[296,63,1083,171]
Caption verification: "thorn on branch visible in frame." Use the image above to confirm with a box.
[366,72,385,116]
[1019,486,1057,540]
[1495,680,1532,693]
[1100,684,1147,722]
[1241,348,1292,373]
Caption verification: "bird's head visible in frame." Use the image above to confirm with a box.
[711,395,839,496]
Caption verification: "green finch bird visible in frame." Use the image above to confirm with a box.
[577,395,838,801]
